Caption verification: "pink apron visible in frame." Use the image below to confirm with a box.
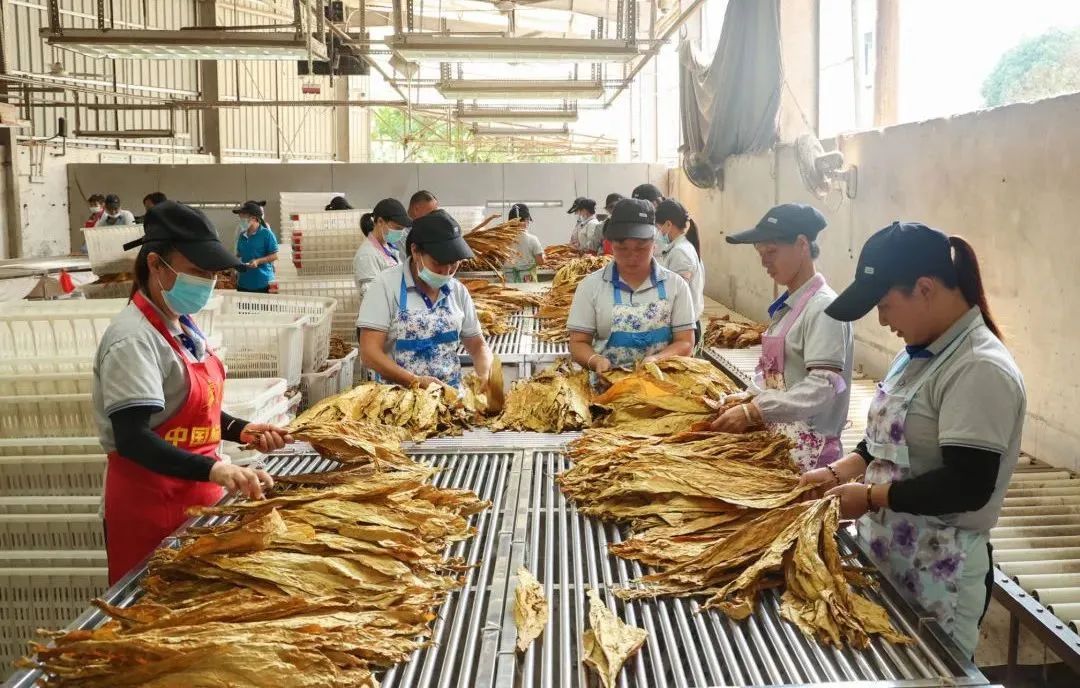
[756,274,842,473]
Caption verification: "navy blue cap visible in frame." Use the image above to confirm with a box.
[508,203,532,221]
[125,201,246,272]
[232,200,266,218]
[826,222,955,321]
[568,197,596,214]
[631,183,663,203]
[410,209,474,263]
[727,203,826,244]
[604,198,656,241]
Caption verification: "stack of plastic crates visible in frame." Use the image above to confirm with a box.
[287,210,365,276]
[218,292,337,378]
[0,298,221,667]
[221,377,300,464]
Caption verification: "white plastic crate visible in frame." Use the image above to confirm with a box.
[0,296,221,358]
[291,229,363,253]
[0,393,96,439]
[300,359,342,408]
[219,292,336,373]
[223,378,288,421]
[216,314,306,386]
[0,454,107,496]
[287,209,364,230]
[0,513,104,550]
[329,347,358,394]
[292,254,354,276]
[0,356,94,378]
[0,438,101,458]
[222,389,300,464]
[1,565,109,667]
[0,370,92,397]
[83,224,145,276]
[0,497,100,515]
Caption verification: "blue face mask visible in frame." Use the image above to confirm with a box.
[385,228,404,245]
[418,256,454,290]
[158,259,217,315]
[657,230,672,247]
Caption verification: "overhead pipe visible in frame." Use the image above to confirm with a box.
[604,0,706,108]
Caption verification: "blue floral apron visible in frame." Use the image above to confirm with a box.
[601,264,673,368]
[388,275,463,388]
[857,316,989,657]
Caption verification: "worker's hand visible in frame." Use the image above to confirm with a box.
[246,259,259,269]
[798,467,839,500]
[709,403,758,434]
[239,423,292,453]
[414,375,444,389]
[825,482,872,520]
[591,356,612,374]
[641,355,659,365]
[209,462,273,500]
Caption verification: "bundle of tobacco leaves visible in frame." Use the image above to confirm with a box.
[460,218,526,273]
[617,498,910,649]
[544,243,584,270]
[489,362,592,433]
[327,334,355,360]
[536,255,612,342]
[287,419,414,467]
[19,466,491,686]
[582,588,648,688]
[703,315,766,349]
[460,279,541,337]
[591,357,739,435]
[290,381,480,440]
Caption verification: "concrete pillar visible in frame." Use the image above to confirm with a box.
[873,0,900,127]
[777,0,820,141]
[0,0,23,258]
[197,0,222,161]
[334,78,350,162]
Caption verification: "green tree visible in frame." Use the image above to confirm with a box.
[981,28,1080,108]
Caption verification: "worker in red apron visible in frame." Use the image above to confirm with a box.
[93,201,291,584]
[709,204,853,473]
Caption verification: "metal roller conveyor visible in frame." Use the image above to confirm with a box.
[1029,588,1080,606]
[998,559,1080,576]
[992,524,1080,539]
[1014,573,1080,590]
[993,536,1080,550]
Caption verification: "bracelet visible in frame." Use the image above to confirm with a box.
[825,464,841,486]
[740,404,753,424]
[865,483,876,512]
[587,354,601,370]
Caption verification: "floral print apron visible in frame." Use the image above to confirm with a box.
[388,275,463,388]
[601,264,673,368]
[857,315,989,657]
[756,274,842,473]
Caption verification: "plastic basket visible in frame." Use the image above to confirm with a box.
[0,497,100,515]
[83,225,144,276]
[291,229,363,253]
[0,370,92,397]
[0,356,94,378]
[0,438,101,458]
[300,360,342,408]
[0,454,107,496]
[79,279,134,299]
[0,297,221,358]
[0,394,96,439]
[287,210,364,230]
[0,513,104,550]
[216,314,307,386]
[222,390,299,464]
[328,347,358,394]
[222,378,288,420]
[219,293,337,373]
[292,255,354,276]
[1,565,109,667]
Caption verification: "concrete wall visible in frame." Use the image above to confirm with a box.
[674,90,1080,472]
[65,162,669,250]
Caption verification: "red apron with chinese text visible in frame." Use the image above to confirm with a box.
[103,291,225,584]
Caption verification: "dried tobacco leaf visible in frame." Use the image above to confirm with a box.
[514,567,549,652]
[535,256,612,341]
[490,363,592,433]
[581,588,648,688]
[703,314,766,349]
[459,219,527,273]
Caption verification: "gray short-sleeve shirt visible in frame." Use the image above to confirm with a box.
[566,260,696,351]
[887,308,1026,532]
[659,237,704,320]
[92,300,210,453]
[764,277,854,438]
[356,258,483,344]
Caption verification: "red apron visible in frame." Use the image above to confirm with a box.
[104,292,226,584]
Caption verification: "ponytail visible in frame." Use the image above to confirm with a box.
[360,212,375,237]
[948,235,1002,339]
[685,218,701,257]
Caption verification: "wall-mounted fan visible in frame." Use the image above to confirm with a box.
[795,134,858,199]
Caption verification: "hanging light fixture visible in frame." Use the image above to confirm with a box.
[456,105,578,123]
[437,79,604,101]
[386,35,641,63]
[44,29,328,61]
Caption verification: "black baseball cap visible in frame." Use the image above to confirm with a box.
[568,197,596,214]
[604,193,624,211]
[726,203,826,245]
[372,198,412,227]
[104,194,121,208]
[410,209,474,263]
[827,222,955,322]
[325,196,354,211]
[631,183,664,203]
[508,203,532,221]
[124,201,247,272]
[232,200,266,218]
[604,198,656,241]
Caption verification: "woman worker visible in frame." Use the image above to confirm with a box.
[353,198,412,298]
[356,209,493,389]
[709,204,853,473]
[233,200,278,294]
[94,201,291,584]
[801,222,1025,658]
[567,198,695,372]
[505,203,546,282]
[655,199,705,343]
